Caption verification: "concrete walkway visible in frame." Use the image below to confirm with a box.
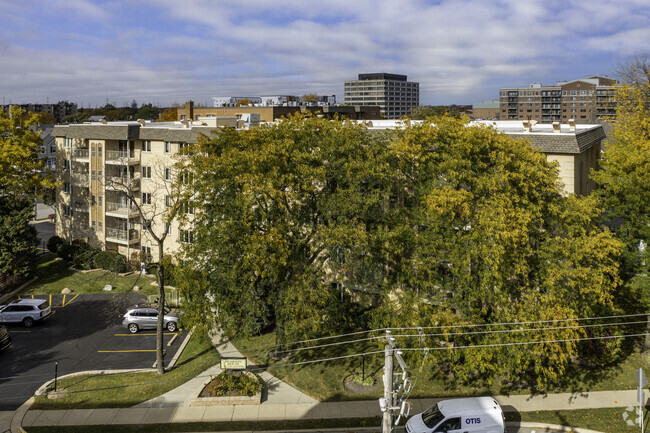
[135,330,316,408]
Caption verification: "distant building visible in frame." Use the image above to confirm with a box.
[344,73,419,119]
[212,94,336,107]
[472,100,501,120]
[1,101,77,122]
[499,76,617,123]
[178,101,381,122]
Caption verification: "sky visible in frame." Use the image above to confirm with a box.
[0,0,648,108]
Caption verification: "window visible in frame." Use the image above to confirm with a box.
[183,202,194,215]
[179,229,194,243]
[580,90,586,95]
[98,221,103,230]
[98,146,102,158]
[63,182,71,193]
[142,246,151,254]
[142,141,151,152]
[63,205,73,216]
[98,195,103,207]
[91,220,96,230]
[165,168,171,180]
[50,145,56,153]
[142,166,151,179]
[91,195,96,206]
[64,138,73,148]
[165,223,171,235]
[178,142,189,154]
[143,219,152,230]
[165,195,171,207]
[64,159,71,171]
[180,115,186,120]
[180,171,193,185]
[164,142,171,153]
[142,192,151,205]
[570,90,577,95]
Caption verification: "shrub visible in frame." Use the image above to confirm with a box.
[72,241,100,270]
[201,372,262,397]
[47,235,64,254]
[93,251,127,273]
[57,244,76,261]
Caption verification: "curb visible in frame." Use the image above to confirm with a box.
[166,329,193,370]
[0,277,38,304]
[511,422,606,433]
[33,368,157,396]
[10,397,33,433]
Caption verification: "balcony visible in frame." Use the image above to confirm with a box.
[105,176,140,191]
[105,228,140,245]
[105,149,140,165]
[105,201,139,218]
[74,148,89,162]
[73,198,90,213]
[71,173,89,186]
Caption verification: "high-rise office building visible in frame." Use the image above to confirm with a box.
[499,76,617,123]
[344,73,419,119]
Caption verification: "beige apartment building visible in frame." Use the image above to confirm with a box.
[499,75,617,123]
[344,73,420,119]
[53,118,604,263]
[53,120,223,262]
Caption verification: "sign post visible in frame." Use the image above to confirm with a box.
[636,368,647,433]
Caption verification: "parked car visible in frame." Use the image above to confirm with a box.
[122,306,179,333]
[0,325,12,352]
[0,299,52,328]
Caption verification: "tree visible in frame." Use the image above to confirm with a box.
[104,155,182,373]
[301,93,319,104]
[0,196,39,278]
[176,114,401,344]
[369,118,623,389]
[176,114,623,389]
[591,54,650,271]
[407,105,462,120]
[135,103,161,121]
[158,104,178,122]
[0,106,55,196]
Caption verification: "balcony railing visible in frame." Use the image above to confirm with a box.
[105,201,138,216]
[105,176,140,190]
[74,149,89,159]
[106,228,140,242]
[106,149,140,162]
[71,173,89,185]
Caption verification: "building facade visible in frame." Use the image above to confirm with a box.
[344,73,420,119]
[52,121,221,262]
[499,76,617,123]
[2,101,77,122]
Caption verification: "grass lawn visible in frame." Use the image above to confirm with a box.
[31,331,218,409]
[23,254,158,296]
[232,331,650,402]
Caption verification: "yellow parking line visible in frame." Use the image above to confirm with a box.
[31,295,34,299]
[62,293,66,306]
[97,350,165,353]
[49,294,52,306]
[8,330,31,333]
[113,333,178,336]
[60,294,78,307]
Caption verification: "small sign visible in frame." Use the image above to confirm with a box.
[220,357,247,370]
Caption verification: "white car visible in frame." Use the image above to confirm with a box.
[405,396,506,433]
[122,306,179,333]
[0,299,52,328]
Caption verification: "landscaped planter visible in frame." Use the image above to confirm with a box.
[190,371,262,406]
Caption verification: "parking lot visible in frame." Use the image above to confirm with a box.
[0,293,184,410]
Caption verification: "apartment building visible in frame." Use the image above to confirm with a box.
[499,75,617,123]
[52,120,222,262]
[344,73,420,119]
[2,101,77,122]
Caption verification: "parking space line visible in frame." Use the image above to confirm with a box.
[62,294,78,307]
[8,330,31,333]
[97,349,166,353]
[113,333,178,336]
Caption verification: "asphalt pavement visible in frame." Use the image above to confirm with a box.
[30,220,55,253]
[0,293,184,411]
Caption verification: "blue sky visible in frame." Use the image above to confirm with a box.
[1,0,648,107]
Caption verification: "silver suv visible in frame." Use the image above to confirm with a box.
[0,299,52,327]
[122,307,178,333]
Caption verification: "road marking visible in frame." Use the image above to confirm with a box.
[97,350,166,353]
[8,330,31,333]
[113,333,178,336]
[49,294,52,307]
[55,294,79,308]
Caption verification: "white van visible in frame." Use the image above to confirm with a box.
[405,396,506,433]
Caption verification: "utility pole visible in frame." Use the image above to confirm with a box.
[382,341,393,433]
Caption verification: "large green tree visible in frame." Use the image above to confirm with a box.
[0,106,55,286]
[591,55,650,271]
[178,114,623,389]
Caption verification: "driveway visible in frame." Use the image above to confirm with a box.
[0,293,183,410]
[31,220,55,253]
